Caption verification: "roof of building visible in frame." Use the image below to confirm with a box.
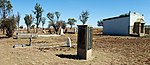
[103,13,130,21]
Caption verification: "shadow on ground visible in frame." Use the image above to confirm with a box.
[0,36,9,39]
[93,34,139,37]
[56,54,82,60]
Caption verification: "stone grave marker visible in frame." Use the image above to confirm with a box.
[13,44,23,48]
[42,30,46,33]
[60,28,64,35]
[77,25,93,60]
[74,28,77,33]
[13,35,33,48]
[66,37,71,47]
[29,35,32,46]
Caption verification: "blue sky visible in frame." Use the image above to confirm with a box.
[11,0,150,28]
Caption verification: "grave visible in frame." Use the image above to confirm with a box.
[42,30,46,33]
[77,25,93,60]
[60,28,64,35]
[66,37,71,47]
[38,34,61,37]
[29,35,32,46]
[74,28,77,33]
[17,33,37,39]
[13,35,32,48]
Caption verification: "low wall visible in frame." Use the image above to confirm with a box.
[17,34,38,39]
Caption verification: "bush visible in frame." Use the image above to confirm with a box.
[1,16,17,37]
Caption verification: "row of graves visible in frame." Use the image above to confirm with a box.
[17,27,77,34]
[13,25,93,60]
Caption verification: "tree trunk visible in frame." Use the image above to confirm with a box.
[3,28,5,34]
[42,24,44,30]
[36,25,39,33]
[70,25,72,29]
[56,27,59,34]
[2,22,5,34]
[49,29,52,34]
[6,27,14,37]
[27,27,30,33]
[2,8,6,34]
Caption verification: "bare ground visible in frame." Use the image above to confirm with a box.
[0,34,150,65]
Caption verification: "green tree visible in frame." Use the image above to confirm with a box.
[0,0,13,34]
[55,12,60,22]
[67,18,77,29]
[57,20,66,29]
[0,0,13,18]
[47,12,62,34]
[33,3,43,32]
[1,15,17,37]
[15,12,20,34]
[24,14,34,33]
[16,12,20,29]
[97,20,103,26]
[79,11,89,25]
[41,17,46,30]
[19,25,23,29]
[30,25,35,29]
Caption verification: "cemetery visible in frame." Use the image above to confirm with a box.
[0,0,150,65]
[0,27,150,65]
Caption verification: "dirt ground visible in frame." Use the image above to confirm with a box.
[0,33,150,65]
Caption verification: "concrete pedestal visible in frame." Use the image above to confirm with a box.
[77,25,93,60]
[77,48,92,60]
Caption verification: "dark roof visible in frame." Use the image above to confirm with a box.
[103,14,130,21]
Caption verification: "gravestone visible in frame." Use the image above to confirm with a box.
[77,25,93,60]
[13,44,23,48]
[13,35,33,48]
[66,37,71,47]
[29,35,32,46]
[60,28,64,35]
[74,28,77,33]
[17,33,37,39]
[42,30,46,33]
[16,32,19,39]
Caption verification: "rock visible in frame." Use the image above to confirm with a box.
[66,37,71,47]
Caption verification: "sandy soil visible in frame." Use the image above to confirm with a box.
[0,33,150,65]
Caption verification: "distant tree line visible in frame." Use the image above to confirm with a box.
[0,0,20,37]
[0,0,90,37]
[24,3,90,34]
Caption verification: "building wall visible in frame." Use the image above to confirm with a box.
[130,12,144,26]
[129,12,145,34]
[103,17,130,35]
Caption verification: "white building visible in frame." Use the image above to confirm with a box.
[102,12,145,36]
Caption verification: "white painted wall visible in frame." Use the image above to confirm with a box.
[129,12,145,34]
[130,12,144,26]
[103,17,130,35]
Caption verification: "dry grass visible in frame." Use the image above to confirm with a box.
[0,30,150,65]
